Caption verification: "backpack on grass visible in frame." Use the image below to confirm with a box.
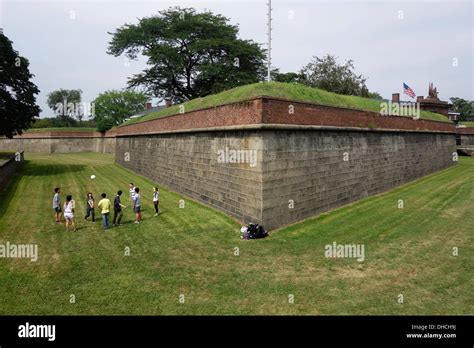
[241,223,268,240]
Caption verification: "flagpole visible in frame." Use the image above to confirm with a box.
[267,0,272,82]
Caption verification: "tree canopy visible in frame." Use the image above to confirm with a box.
[0,31,41,138]
[107,7,266,103]
[300,54,370,97]
[450,97,474,122]
[46,89,83,123]
[92,89,148,132]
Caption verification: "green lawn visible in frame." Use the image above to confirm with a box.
[460,122,474,127]
[0,153,472,315]
[122,82,450,125]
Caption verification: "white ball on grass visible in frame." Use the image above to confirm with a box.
[90,175,96,179]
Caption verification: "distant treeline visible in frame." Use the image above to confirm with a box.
[31,116,96,129]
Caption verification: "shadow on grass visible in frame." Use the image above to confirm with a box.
[0,161,87,219]
[22,161,86,177]
[0,169,23,219]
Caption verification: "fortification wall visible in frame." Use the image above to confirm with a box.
[261,129,455,229]
[458,128,474,147]
[115,131,264,225]
[0,97,457,229]
[115,96,456,229]
[0,132,116,154]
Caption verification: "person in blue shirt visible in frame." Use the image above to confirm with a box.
[132,187,141,224]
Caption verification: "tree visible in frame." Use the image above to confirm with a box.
[449,97,474,122]
[46,89,83,125]
[92,90,148,132]
[366,91,383,100]
[0,32,41,138]
[271,69,306,84]
[300,54,369,96]
[107,7,266,103]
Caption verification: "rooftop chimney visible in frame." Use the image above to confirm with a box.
[416,96,424,102]
[145,102,152,110]
[391,93,400,103]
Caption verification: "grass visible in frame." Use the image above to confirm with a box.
[0,153,472,315]
[459,122,474,127]
[25,127,97,133]
[122,82,451,125]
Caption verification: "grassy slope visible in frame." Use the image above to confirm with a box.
[0,153,472,315]
[122,82,450,125]
[25,128,97,133]
[459,122,474,127]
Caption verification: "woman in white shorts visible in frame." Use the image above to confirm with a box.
[63,195,77,232]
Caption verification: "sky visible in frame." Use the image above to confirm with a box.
[1,0,473,117]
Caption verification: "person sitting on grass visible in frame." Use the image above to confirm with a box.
[132,187,141,224]
[153,187,159,217]
[63,195,77,232]
[84,192,95,223]
[113,190,126,226]
[53,187,62,223]
[97,193,111,230]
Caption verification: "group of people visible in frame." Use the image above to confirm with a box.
[52,183,160,231]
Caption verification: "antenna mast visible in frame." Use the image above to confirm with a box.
[267,0,272,82]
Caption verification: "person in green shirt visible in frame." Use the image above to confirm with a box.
[97,193,111,230]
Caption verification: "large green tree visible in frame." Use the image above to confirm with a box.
[93,90,148,132]
[300,54,369,97]
[46,89,83,124]
[0,31,41,138]
[450,97,474,122]
[107,7,266,103]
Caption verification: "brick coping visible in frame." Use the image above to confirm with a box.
[2,96,459,139]
[117,94,453,128]
[114,96,454,136]
[114,123,456,137]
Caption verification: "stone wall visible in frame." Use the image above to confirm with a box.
[0,135,116,154]
[261,129,456,229]
[458,128,474,147]
[0,152,24,192]
[116,127,456,229]
[115,131,264,225]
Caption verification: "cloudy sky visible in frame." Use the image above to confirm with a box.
[1,0,472,117]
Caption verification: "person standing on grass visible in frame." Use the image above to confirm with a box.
[129,183,136,204]
[97,193,111,230]
[53,187,62,223]
[84,192,95,223]
[132,187,141,224]
[113,190,126,226]
[63,195,77,232]
[153,187,159,216]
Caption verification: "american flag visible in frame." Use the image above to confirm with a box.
[403,83,416,99]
